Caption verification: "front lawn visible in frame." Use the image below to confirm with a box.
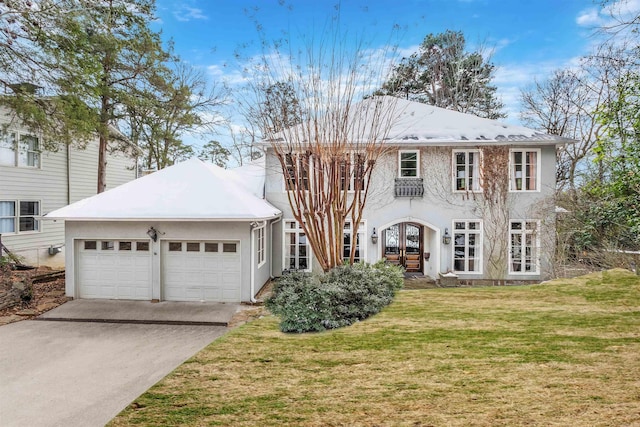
[110,269,640,426]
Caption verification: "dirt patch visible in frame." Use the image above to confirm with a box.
[0,267,69,325]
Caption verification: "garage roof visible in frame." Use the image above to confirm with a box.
[46,158,282,221]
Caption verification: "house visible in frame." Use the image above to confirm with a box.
[0,106,138,267]
[47,97,568,303]
[262,96,569,284]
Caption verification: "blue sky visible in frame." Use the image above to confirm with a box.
[150,0,630,152]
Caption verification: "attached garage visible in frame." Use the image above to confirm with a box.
[77,239,151,300]
[46,158,281,303]
[162,240,241,302]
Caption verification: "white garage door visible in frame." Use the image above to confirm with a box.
[77,240,152,300]
[162,240,242,302]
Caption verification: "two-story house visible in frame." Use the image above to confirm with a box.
[263,96,567,284]
[47,97,567,303]
[0,106,138,267]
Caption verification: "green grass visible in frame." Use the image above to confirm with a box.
[109,269,640,426]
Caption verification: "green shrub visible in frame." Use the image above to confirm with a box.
[266,261,404,333]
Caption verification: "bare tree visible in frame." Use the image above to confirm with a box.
[242,28,400,271]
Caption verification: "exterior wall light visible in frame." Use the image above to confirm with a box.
[147,226,159,242]
[442,228,451,245]
[371,227,378,244]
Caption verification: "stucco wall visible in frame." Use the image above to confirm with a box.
[264,144,557,280]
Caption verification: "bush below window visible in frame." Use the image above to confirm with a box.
[266,261,404,333]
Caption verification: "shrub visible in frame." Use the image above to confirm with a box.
[266,261,404,333]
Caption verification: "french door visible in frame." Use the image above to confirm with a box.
[383,223,423,273]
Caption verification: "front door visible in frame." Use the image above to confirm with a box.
[383,223,423,273]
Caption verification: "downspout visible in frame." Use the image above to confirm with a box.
[270,215,282,279]
[66,143,71,204]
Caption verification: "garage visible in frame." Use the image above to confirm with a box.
[77,239,152,300]
[161,240,242,302]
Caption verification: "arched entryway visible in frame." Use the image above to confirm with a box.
[382,222,424,273]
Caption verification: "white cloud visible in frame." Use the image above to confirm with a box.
[576,8,603,27]
[173,6,208,22]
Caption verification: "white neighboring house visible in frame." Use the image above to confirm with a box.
[0,106,138,267]
[46,159,281,302]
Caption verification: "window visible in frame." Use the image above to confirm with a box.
[0,132,40,168]
[257,226,265,266]
[0,201,15,233]
[168,242,182,251]
[453,220,482,273]
[0,200,40,233]
[284,220,310,271]
[284,152,310,191]
[119,242,132,251]
[136,242,150,251]
[101,241,114,250]
[510,150,539,191]
[399,150,419,177]
[343,221,365,263]
[0,133,16,166]
[339,153,365,192]
[453,150,481,192]
[84,241,97,250]
[223,243,237,253]
[204,242,218,252]
[18,135,40,167]
[186,242,200,252]
[19,201,40,232]
[510,220,539,274]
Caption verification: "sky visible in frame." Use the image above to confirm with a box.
[149,0,636,153]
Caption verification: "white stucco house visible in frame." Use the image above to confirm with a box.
[47,97,569,303]
[0,106,137,268]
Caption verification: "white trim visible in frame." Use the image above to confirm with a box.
[452,149,481,193]
[451,219,483,275]
[509,148,541,192]
[0,199,42,234]
[398,149,421,178]
[508,219,541,275]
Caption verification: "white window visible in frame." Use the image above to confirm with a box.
[453,220,482,273]
[284,152,311,191]
[0,133,16,166]
[510,149,539,191]
[343,221,366,263]
[339,153,365,192]
[283,220,311,271]
[0,132,40,168]
[509,220,539,274]
[0,201,16,233]
[256,225,265,266]
[0,200,40,233]
[399,150,420,177]
[453,150,481,192]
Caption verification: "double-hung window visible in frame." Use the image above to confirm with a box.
[343,221,365,263]
[0,200,40,233]
[399,150,419,177]
[453,150,481,192]
[284,152,311,191]
[510,149,539,191]
[509,220,539,274]
[338,153,365,192]
[284,220,310,271]
[0,132,40,168]
[453,220,482,273]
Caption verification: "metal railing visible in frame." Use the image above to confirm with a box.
[394,177,424,197]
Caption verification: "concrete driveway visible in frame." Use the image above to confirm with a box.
[0,320,227,427]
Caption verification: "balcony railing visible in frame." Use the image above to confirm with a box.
[394,177,424,197]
